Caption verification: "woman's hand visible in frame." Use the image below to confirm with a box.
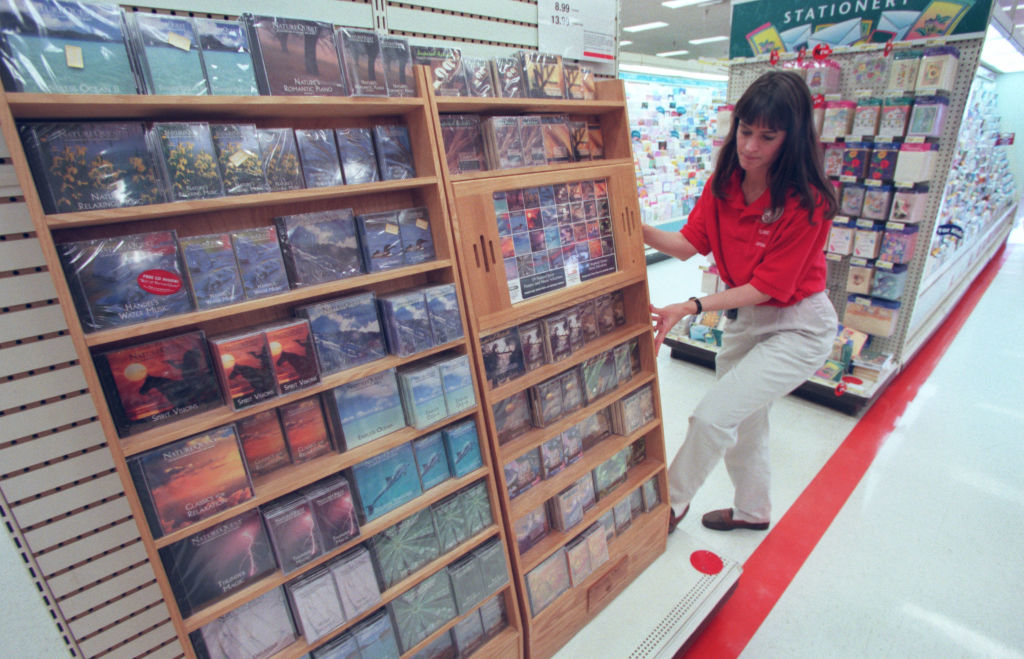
[650,301,696,353]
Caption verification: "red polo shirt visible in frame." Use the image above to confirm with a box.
[681,172,831,307]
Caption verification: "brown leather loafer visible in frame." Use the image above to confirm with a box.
[668,504,689,534]
[701,508,769,531]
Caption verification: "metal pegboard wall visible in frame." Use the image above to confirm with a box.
[725,37,983,361]
[0,141,183,657]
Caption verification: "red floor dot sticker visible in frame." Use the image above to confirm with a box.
[690,550,724,575]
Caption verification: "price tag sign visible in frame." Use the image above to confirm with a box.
[538,0,615,62]
[539,0,584,60]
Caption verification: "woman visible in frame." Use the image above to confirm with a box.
[643,70,838,533]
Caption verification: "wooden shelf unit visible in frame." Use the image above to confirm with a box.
[0,72,523,658]
[425,77,669,659]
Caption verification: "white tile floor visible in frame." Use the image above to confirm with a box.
[2,232,1022,657]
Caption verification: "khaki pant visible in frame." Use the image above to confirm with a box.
[668,290,838,523]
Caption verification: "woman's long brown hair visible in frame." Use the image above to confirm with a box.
[712,70,838,221]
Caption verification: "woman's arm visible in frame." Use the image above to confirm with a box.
[642,224,699,261]
[650,283,771,352]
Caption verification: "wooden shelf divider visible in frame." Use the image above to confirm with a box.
[425,75,670,658]
[1,64,524,659]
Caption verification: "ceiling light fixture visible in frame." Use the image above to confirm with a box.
[623,21,669,32]
[981,24,1024,73]
[619,40,634,46]
[656,49,691,57]
[688,35,729,45]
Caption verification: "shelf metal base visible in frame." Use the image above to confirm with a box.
[552,531,741,659]
[666,337,882,416]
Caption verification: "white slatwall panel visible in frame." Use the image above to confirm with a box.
[397,0,537,24]
[124,0,375,27]
[45,543,149,598]
[0,368,88,411]
[0,235,45,269]
[0,422,105,473]
[13,473,125,530]
[58,564,156,620]
[0,102,179,655]
[0,305,68,343]
[0,201,32,232]
[0,271,57,307]
[387,6,537,45]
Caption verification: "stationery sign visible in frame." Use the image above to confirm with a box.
[729,0,994,58]
[538,0,616,62]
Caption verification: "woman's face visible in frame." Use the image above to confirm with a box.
[736,120,786,178]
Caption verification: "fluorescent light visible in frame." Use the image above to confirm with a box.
[623,21,669,32]
[619,40,633,46]
[981,24,1024,73]
[656,49,691,57]
[662,0,706,7]
[688,35,729,45]
[619,63,728,81]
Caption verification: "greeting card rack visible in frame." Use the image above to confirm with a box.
[0,71,523,658]
[423,75,670,659]
[667,33,1016,414]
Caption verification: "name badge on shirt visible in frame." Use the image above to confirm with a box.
[761,207,783,224]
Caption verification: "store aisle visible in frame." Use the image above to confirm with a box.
[672,230,1024,657]
[736,235,1024,658]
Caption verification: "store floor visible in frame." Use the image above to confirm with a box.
[558,226,1024,658]
[2,232,1021,658]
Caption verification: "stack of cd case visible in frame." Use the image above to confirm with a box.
[323,369,406,450]
[296,291,387,376]
[441,418,483,477]
[327,544,382,621]
[369,508,440,588]
[378,288,434,357]
[349,441,423,521]
[610,383,656,435]
[284,566,345,643]
[387,569,456,652]
[397,362,448,430]
[434,353,476,416]
[159,508,276,617]
[412,431,452,491]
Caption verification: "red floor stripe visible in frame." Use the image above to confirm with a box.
[677,242,1013,658]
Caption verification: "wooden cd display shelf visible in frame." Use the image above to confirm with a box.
[0,67,522,659]
[424,78,670,659]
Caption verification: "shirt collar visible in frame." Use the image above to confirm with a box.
[725,171,771,216]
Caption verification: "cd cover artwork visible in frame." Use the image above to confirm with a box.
[194,17,259,96]
[58,229,194,332]
[94,330,221,436]
[130,424,253,537]
[150,122,223,201]
[230,225,290,299]
[380,34,414,97]
[21,121,165,213]
[0,0,138,94]
[179,233,245,310]
[128,12,207,95]
[493,179,615,303]
[275,208,362,287]
[337,27,386,96]
[334,127,380,184]
[209,123,269,195]
[243,13,347,96]
[263,319,320,394]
